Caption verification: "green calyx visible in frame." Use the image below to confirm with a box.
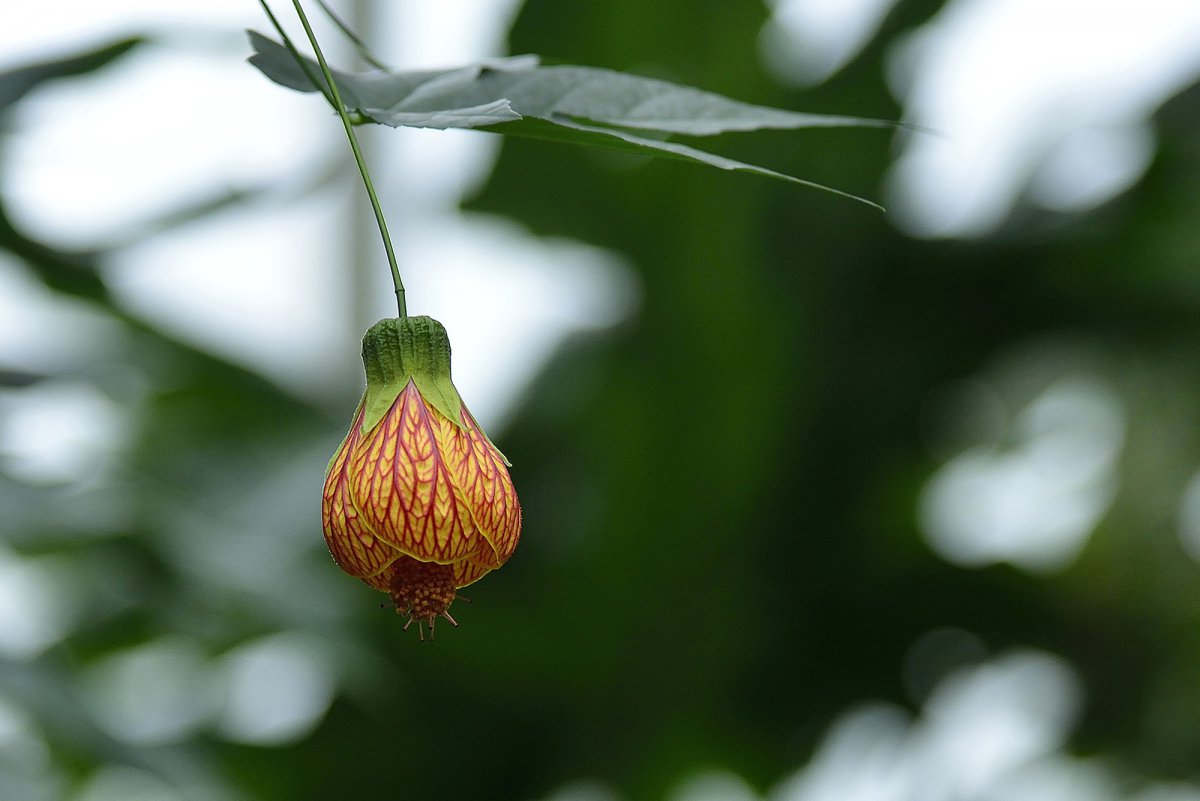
[359,316,465,432]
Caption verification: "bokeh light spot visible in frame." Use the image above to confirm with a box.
[669,771,759,801]
[214,632,336,746]
[920,377,1123,573]
[0,549,74,659]
[0,380,128,487]
[760,0,900,86]
[83,638,217,745]
[74,766,187,801]
[1175,470,1200,563]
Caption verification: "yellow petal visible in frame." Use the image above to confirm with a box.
[441,404,521,569]
[348,381,484,564]
[452,558,495,589]
[321,401,401,579]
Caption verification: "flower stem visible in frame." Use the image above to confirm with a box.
[290,0,406,318]
[316,0,390,70]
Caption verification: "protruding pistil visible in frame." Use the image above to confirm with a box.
[387,556,459,636]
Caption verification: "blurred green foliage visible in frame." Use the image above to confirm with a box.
[3,2,1200,800]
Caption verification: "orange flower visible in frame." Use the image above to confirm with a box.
[322,316,520,636]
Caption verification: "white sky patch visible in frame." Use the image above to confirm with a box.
[0,255,121,375]
[3,45,330,250]
[1027,122,1156,213]
[760,0,900,86]
[378,0,525,69]
[1175,471,1200,563]
[919,377,1124,573]
[670,772,760,801]
[82,637,218,745]
[771,651,1083,801]
[377,123,506,212]
[0,549,76,659]
[74,766,189,801]
[0,379,129,486]
[0,1,256,68]
[213,632,337,746]
[109,195,351,397]
[886,0,1200,238]
[771,704,911,801]
[914,652,1081,796]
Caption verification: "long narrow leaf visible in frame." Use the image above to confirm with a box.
[498,116,885,210]
[247,31,889,205]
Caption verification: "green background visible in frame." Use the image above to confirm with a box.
[3,1,1200,799]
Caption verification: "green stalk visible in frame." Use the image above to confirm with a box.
[290,0,406,317]
[316,0,390,70]
[256,0,333,108]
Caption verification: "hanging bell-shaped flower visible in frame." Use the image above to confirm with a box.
[321,316,520,636]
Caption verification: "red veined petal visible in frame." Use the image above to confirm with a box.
[441,404,522,568]
[452,558,495,589]
[348,381,487,564]
[321,401,401,579]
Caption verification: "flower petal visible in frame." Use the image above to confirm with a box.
[452,558,495,589]
[348,381,483,564]
[322,400,401,579]
[443,405,522,568]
